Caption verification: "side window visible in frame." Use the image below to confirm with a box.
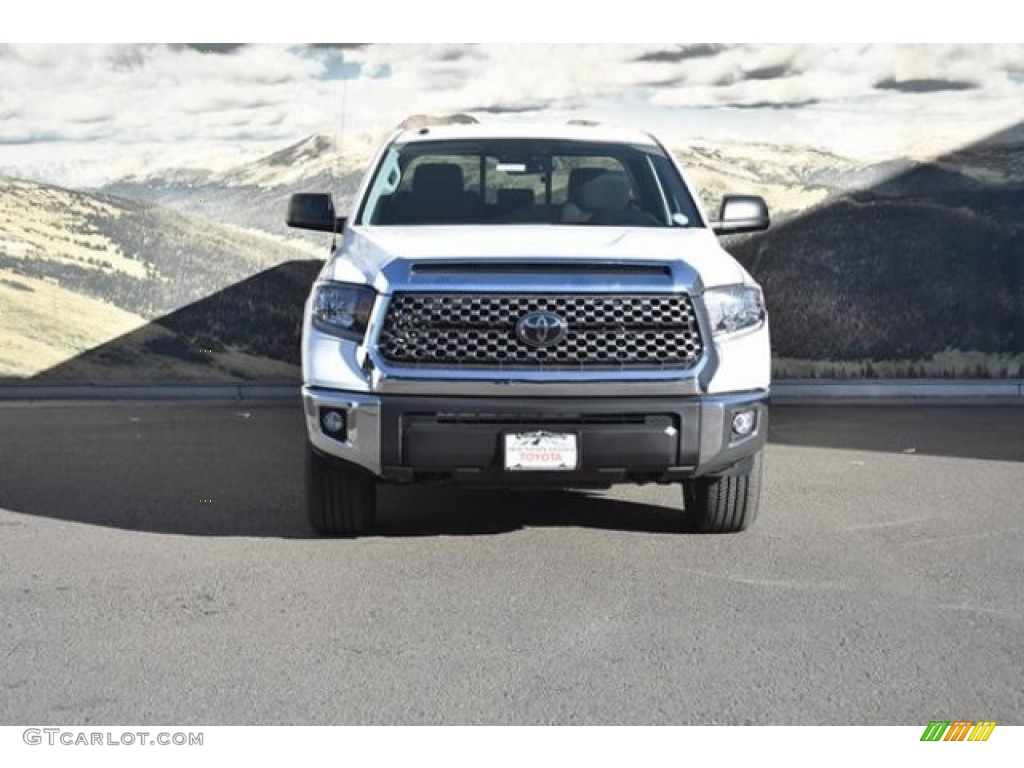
[360,148,403,224]
[649,152,702,227]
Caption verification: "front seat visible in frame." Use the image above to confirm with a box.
[577,171,660,226]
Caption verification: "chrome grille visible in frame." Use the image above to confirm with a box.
[377,293,703,370]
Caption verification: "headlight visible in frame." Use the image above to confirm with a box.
[311,282,376,341]
[704,285,766,338]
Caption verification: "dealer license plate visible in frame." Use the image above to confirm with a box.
[504,431,578,471]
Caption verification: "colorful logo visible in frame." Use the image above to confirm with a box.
[920,721,996,741]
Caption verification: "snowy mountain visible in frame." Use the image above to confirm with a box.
[673,141,858,218]
[215,133,377,189]
[100,133,374,241]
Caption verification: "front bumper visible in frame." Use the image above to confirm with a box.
[303,386,768,485]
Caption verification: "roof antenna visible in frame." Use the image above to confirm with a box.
[332,77,348,251]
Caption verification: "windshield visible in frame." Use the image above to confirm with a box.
[356,139,703,228]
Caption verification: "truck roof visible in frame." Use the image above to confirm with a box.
[392,122,661,147]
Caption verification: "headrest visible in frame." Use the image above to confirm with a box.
[568,167,606,201]
[580,172,630,212]
[412,163,465,196]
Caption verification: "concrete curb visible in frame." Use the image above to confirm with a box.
[0,383,300,402]
[0,380,1022,403]
[770,379,1024,404]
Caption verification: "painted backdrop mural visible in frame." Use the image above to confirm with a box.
[1,44,1022,382]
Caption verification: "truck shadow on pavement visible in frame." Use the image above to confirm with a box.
[0,478,688,539]
[375,486,688,537]
[0,404,688,537]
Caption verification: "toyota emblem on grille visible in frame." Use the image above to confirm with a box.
[515,311,569,348]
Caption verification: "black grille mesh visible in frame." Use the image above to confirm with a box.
[377,293,703,369]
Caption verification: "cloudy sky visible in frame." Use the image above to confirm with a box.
[1,43,1023,187]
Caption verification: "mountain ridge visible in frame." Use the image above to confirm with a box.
[0,175,313,380]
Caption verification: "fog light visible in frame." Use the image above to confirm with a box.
[731,409,756,437]
[321,409,346,435]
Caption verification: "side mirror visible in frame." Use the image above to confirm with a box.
[710,194,770,235]
[286,193,346,233]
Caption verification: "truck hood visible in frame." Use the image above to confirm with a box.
[324,225,750,291]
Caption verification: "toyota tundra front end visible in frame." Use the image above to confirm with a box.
[288,123,771,535]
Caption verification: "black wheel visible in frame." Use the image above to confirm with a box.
[682,451,763,533]
[306,447,377,536]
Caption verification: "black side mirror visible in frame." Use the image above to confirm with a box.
[710,194,770,235]
[287,193,346,232]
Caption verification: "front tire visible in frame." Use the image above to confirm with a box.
[306,447,377,536]
[682,451,763,533]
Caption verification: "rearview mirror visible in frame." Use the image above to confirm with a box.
[287,193,346,232]
[710,194,770,235]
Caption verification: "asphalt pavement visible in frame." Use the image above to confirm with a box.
[1,403,1022,724]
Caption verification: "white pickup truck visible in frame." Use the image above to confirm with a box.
[287,122,771,535]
